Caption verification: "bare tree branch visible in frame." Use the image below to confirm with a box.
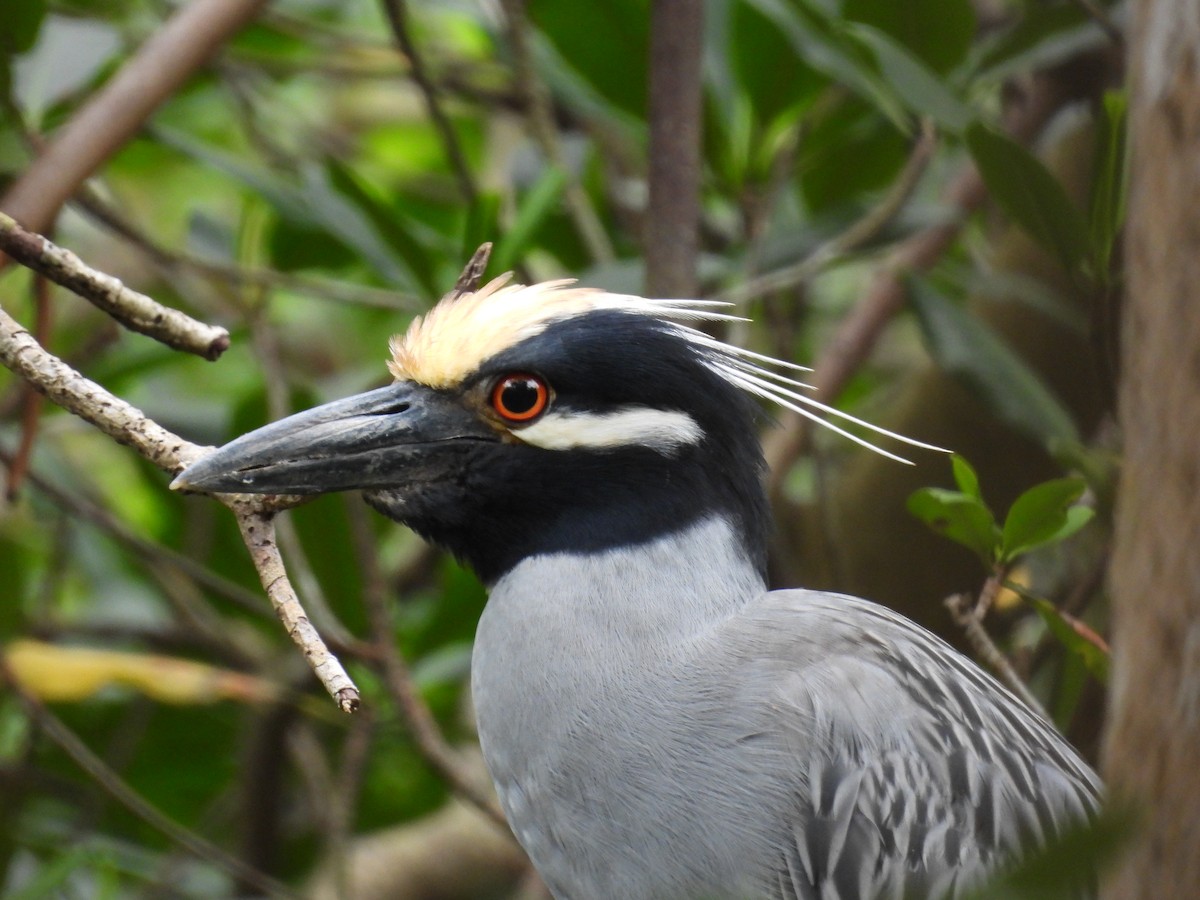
[645,0,705,298]
[0,0,272,237]
[0,212,231,359]
[945,589,1048,718]
[233,504,361,714]
[763,76,1076,497]
[0,274,359,711]
[721,120,939,308]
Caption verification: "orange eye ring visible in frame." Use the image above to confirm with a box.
[491,373,549,422]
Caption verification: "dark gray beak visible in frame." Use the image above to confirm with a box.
[171,382,495,494]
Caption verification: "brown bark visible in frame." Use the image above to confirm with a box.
[645,0,704,299]
[1102,1,1200,896]
[0,0,271,238]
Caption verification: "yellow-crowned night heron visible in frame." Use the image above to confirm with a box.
[175,277,1101,899]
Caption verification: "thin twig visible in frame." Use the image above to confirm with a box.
[451,242,492,298]
[1001,579,1111,655]
[721,120,938,307]
[346,489,507,828]
[945,586,1048,718]
[0,212,230,359]
[232,503,361,714]
[0,659,301,899]
[247,304,365,653]
[763,76,1074,497]
[500,0,614,264]
[379,0,478,204]
[0,0,272,236]
[0,292,358,709]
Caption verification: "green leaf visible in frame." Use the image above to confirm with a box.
[325,161,442,299]
[491,166,568,273]
[1026,594,1109,684]
[950,454,982,501]
[1001,477,1093,562]
[752,0,911,133]
[843,0,976,73]
[907,488,1000,566]
[730,0,824,126]
[0,0,46,55]
[964,802,1130,898]
[1089,90,1129,279]
[799,100,908,212]
[909,278,1080,446]
[528,0,649,118]
[966,122,1092,274]
[972,4,1099,82]
[844,24,975,134]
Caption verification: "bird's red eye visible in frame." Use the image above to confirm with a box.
[491,374,549,422]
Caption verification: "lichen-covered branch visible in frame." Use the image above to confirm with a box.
[0,293,358,712]
[0,301,207,470]
[233,503,361,714]
[0,212,230,359]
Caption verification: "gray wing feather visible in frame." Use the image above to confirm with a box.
[725,590,1101,900]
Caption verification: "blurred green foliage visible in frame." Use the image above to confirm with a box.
[0,0,1123,896]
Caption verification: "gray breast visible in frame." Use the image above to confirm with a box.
[470,525,1100,900]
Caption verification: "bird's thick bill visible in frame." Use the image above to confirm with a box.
[171,382,495,495]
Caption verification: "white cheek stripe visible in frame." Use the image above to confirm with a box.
[517,407,703,454]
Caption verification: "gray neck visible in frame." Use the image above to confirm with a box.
[472,516,765,747]
[470,516,768,897]
[478,515,765,657]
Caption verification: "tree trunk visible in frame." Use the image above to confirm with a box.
[1102,1,1200,896]
[644,0,703,299]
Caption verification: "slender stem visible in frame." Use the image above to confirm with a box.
[945,578,1049,719]
[721,120,938,307]
[233,503,361,714]
[0,212,230,359]
[379,0,478,204]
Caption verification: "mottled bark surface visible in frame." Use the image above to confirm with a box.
[1103,1,1200,895]
[645,0,703,299]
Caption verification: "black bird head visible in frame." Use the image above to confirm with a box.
[173,277,940,584]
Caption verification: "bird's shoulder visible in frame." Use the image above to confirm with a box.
[700,589,1102,900]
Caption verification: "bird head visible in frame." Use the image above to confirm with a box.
[173,276,940,583]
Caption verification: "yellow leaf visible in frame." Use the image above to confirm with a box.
[4,640,279,705]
